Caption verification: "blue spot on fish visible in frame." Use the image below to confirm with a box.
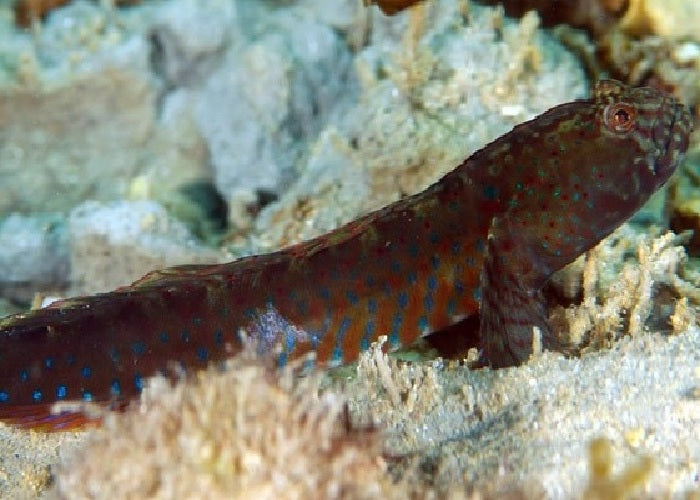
[109,347,120,363]
[418,315,429,331]
[484,185,498,201]
[110,379,121,397]
[427,274,437,291]
[197,347,209,362]
[332,317,351,362]
[214,329,223,346]
[32,389,42,403]
[132,341,146,356]
[368,298,377,314]
[423,295,434,312]
[390,313,402,347]
[277,351,288,367]
[447,298,456,316]
[397,291,408,309]
[337,317,351,338]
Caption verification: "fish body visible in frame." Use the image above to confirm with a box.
[0,80,691,430]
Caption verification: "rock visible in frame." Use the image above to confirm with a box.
[255,0,587,248]
[148,0,237,87]
[0,0,219,221]
[0,213,69,303]
[68,200,222,294]
[0,65,155,214]
[195,5,356,203]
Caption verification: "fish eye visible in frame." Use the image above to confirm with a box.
[604,102,636,133]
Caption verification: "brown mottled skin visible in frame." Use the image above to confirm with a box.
[0,80,691,430]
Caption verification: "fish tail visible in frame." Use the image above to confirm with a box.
[0,266,248,429]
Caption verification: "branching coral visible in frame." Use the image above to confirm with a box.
[53,354,399,498]
[584,437,654,500]
[355,335,443,417]
[550,225,698,353]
